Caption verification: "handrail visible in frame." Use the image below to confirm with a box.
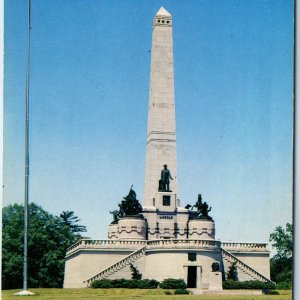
[221,247,274,284]
[84,245,146,286]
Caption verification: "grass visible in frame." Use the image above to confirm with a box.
[2,288,292,300]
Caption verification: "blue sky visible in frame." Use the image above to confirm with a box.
[4,0,293,246]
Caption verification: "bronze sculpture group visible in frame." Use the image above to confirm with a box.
[110,166,213,223]
[185,194,213,220]
[110,186,143,223]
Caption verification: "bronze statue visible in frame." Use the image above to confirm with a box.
[200,201,212,220]
[118,186,143,217]
[212,262,220,272]
[193,194,203,211]
[185,194,213,220]
[158,164,173,192]
[110,210,120,223]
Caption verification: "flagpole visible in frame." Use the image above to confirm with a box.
[23,0,31,291]
[14,0,34,295]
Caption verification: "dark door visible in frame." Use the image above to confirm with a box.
[187,266,197,288]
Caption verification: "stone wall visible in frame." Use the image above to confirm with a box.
[63,239,271,288]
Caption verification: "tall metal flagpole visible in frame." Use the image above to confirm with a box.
[23,0,31,291]
[14,0,35,295]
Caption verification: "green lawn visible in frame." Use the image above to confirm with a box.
[2,289,292,300]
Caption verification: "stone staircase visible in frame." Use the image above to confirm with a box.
[84,245,146,287]
[221,247,274,284]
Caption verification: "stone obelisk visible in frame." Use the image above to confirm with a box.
[144,7,177,206]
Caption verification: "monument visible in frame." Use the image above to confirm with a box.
[63,7,272,290]
[144,6,177,202]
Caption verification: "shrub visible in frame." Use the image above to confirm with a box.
[90,278,159,289]
[110,278,128,288]
[140,279,159,289]
[174,289,190,294]
[276,281,292,290]
[164,290,173,295]
[160,278,187,289]
[263,290,279,295]
[223,280,276,290]
[127,279,140,289]
[90,279,112,288]
[129,264,142,280]
[226,262,238,281]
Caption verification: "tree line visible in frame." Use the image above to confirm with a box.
[2,203,86,289]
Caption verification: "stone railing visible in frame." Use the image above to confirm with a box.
[84,245,146,286]
[66,239,268,257]
[66,239,147,256]
[221,247,274,284]
[146,239,221,250]
[221,242,268,252]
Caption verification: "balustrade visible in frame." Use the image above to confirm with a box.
[221,247,273,283]
[84,246,146,286]
[66,239,147,255]
[67,239,268,257]
[221,242,268,252]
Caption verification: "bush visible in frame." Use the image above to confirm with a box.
[263,290,279,295]
[226,262,238,281]
[136,279,159,289]
[90,279,112,288]
[276,281,292,290]
[160,278,187,289]
[129,264,142,280]
[174,289,190,294]
[126,279,140,289]
[223,280,276,290]
[110,278,128,288]
[90,278,159,289]
[164,290,173,295]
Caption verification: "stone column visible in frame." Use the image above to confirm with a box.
[197,266,202,289]
[144,7,178,206]
[183,266,188,284]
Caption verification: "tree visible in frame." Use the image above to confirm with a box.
[269,223,293,288]
[129,263,142,280]
[2,203,85,289]
[226,262,238,281]
[60,211,87,233]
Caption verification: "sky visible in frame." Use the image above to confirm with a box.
[4,0,293,248]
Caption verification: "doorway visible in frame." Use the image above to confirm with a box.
[187,266,197,288]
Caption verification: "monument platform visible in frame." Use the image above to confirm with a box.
[64,239,272,288]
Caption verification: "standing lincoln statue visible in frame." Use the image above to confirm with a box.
[159,164,173,192]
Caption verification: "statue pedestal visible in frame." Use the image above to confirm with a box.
[118,216,147,240]
[188,219,215,240]
[108,222,119,239]
[155,192,177,212]
[208,271,223,290]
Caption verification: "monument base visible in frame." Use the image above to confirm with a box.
[118,216,147,240]
[108,223,119,239]
[188,219,215,240]
[208,271,223,290]
[154,192,177,211]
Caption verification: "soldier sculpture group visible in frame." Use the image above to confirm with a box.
[110,165,212,223]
